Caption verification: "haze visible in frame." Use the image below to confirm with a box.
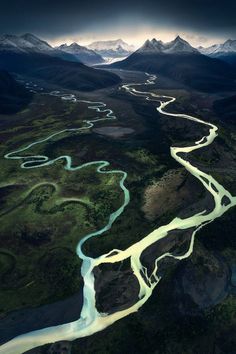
[0,0,235,47]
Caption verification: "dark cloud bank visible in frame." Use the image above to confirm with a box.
[0,0,235,39]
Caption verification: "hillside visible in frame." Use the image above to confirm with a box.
[0,51,121,91]
[0,70,32,114]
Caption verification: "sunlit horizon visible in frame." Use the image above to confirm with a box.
[48,27,227,49]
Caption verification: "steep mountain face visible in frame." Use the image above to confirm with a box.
[137,39,165,54]
[138,36,198,54]
[0,70,32,114]
[0,33,54,53]
[88,39,135,58]
[111,36,236,92]
[164,36,199,54]
[57,43,104,65]
[198,44,221,56]
[199,39,236,55]
[0,33,76,61]
[199,39,236,69]
[20,33,54,52]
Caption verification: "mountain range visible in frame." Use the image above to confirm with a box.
[56,43,105,65]
[199,39,236,56]
[88,39,135,58]
[1,33,236,94]
[0,34,121,91]
[0,33,76,61]
[198,39,236,68]
[137,36,198,54]
[111,36,236,92]
[0,35,135,64]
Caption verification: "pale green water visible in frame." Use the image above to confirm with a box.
[1,74,236,354]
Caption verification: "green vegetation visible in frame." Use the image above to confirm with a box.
[0,91,170,315]
[0,79,236,354]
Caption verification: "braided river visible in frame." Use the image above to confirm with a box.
[1,73,236,353]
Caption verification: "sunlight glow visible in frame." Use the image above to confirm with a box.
[49,26,225,48]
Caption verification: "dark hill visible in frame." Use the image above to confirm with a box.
[213,95,236,124]
[111,52,236,92]
[0,70,32,114]
[212,53,236,70]
[0,51,121,91]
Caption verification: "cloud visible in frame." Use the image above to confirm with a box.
[0,0,235,42]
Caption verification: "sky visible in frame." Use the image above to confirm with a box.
[0,0,235,47]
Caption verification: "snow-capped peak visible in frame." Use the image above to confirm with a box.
[163,36,198,53]
[198,39,236,55]
[57,42,101,55]
[218,39,236,52]
[137,38,164,53]
[0,33,54,53]
[20,33,53,51]
[137,36,198,54]
[56,42,104,65]
[88,39,135,52]
[58,42,84,51]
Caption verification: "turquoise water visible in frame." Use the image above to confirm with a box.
[1,74,236,354]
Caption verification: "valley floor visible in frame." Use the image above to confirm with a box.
[0,69,235,354]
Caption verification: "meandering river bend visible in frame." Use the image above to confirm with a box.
[1,74,236,354]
